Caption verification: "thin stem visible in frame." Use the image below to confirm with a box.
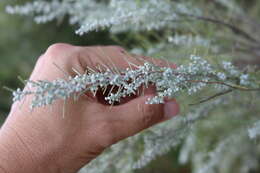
[190,89,233,106]
[187,80,260,91]
[185,14,260,44]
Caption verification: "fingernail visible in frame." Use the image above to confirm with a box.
[164,100,179,119]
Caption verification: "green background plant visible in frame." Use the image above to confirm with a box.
[1,1,260,173]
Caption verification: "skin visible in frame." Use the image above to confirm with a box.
[0,44,179,173]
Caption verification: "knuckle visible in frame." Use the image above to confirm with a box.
[35,53,45,66]
[141,105,155,128]
[96,121,117,148]
[107,45,125,52]
[44,43,74,59]
[141,104,163,128]
[42,43,80,71]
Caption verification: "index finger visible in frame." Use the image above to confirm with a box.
[77,46,176,73]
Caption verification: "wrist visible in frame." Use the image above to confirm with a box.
[0,106,94,173]
[0,123,52,173]
[0,111,63,173]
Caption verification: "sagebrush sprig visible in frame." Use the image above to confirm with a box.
[6,1,260,173]
[12,55,260,109]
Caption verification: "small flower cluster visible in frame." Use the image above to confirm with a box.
[12,55,258,109]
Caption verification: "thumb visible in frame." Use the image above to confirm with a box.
[111,94,179,139]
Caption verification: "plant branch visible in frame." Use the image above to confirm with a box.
[189,89,233,106]
[183,13,260,44]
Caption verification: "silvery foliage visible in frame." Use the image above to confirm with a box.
[6,0,241,35]
[182,130,260,173]
[179,98,260,173]
[248,121,260,139]
[6,0,202,34]
[7,0,260,173]
[12,55,256,109]
[5,0,242,35]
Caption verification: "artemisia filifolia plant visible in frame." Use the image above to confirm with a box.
[12,55,259,109]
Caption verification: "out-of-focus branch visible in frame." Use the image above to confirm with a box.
[184,14,260,45]
[189,89,233,105]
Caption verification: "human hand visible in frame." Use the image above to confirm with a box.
[0,44,179,173]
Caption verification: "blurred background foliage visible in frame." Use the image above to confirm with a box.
[0,0,118,123]
[1,0,260,172]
